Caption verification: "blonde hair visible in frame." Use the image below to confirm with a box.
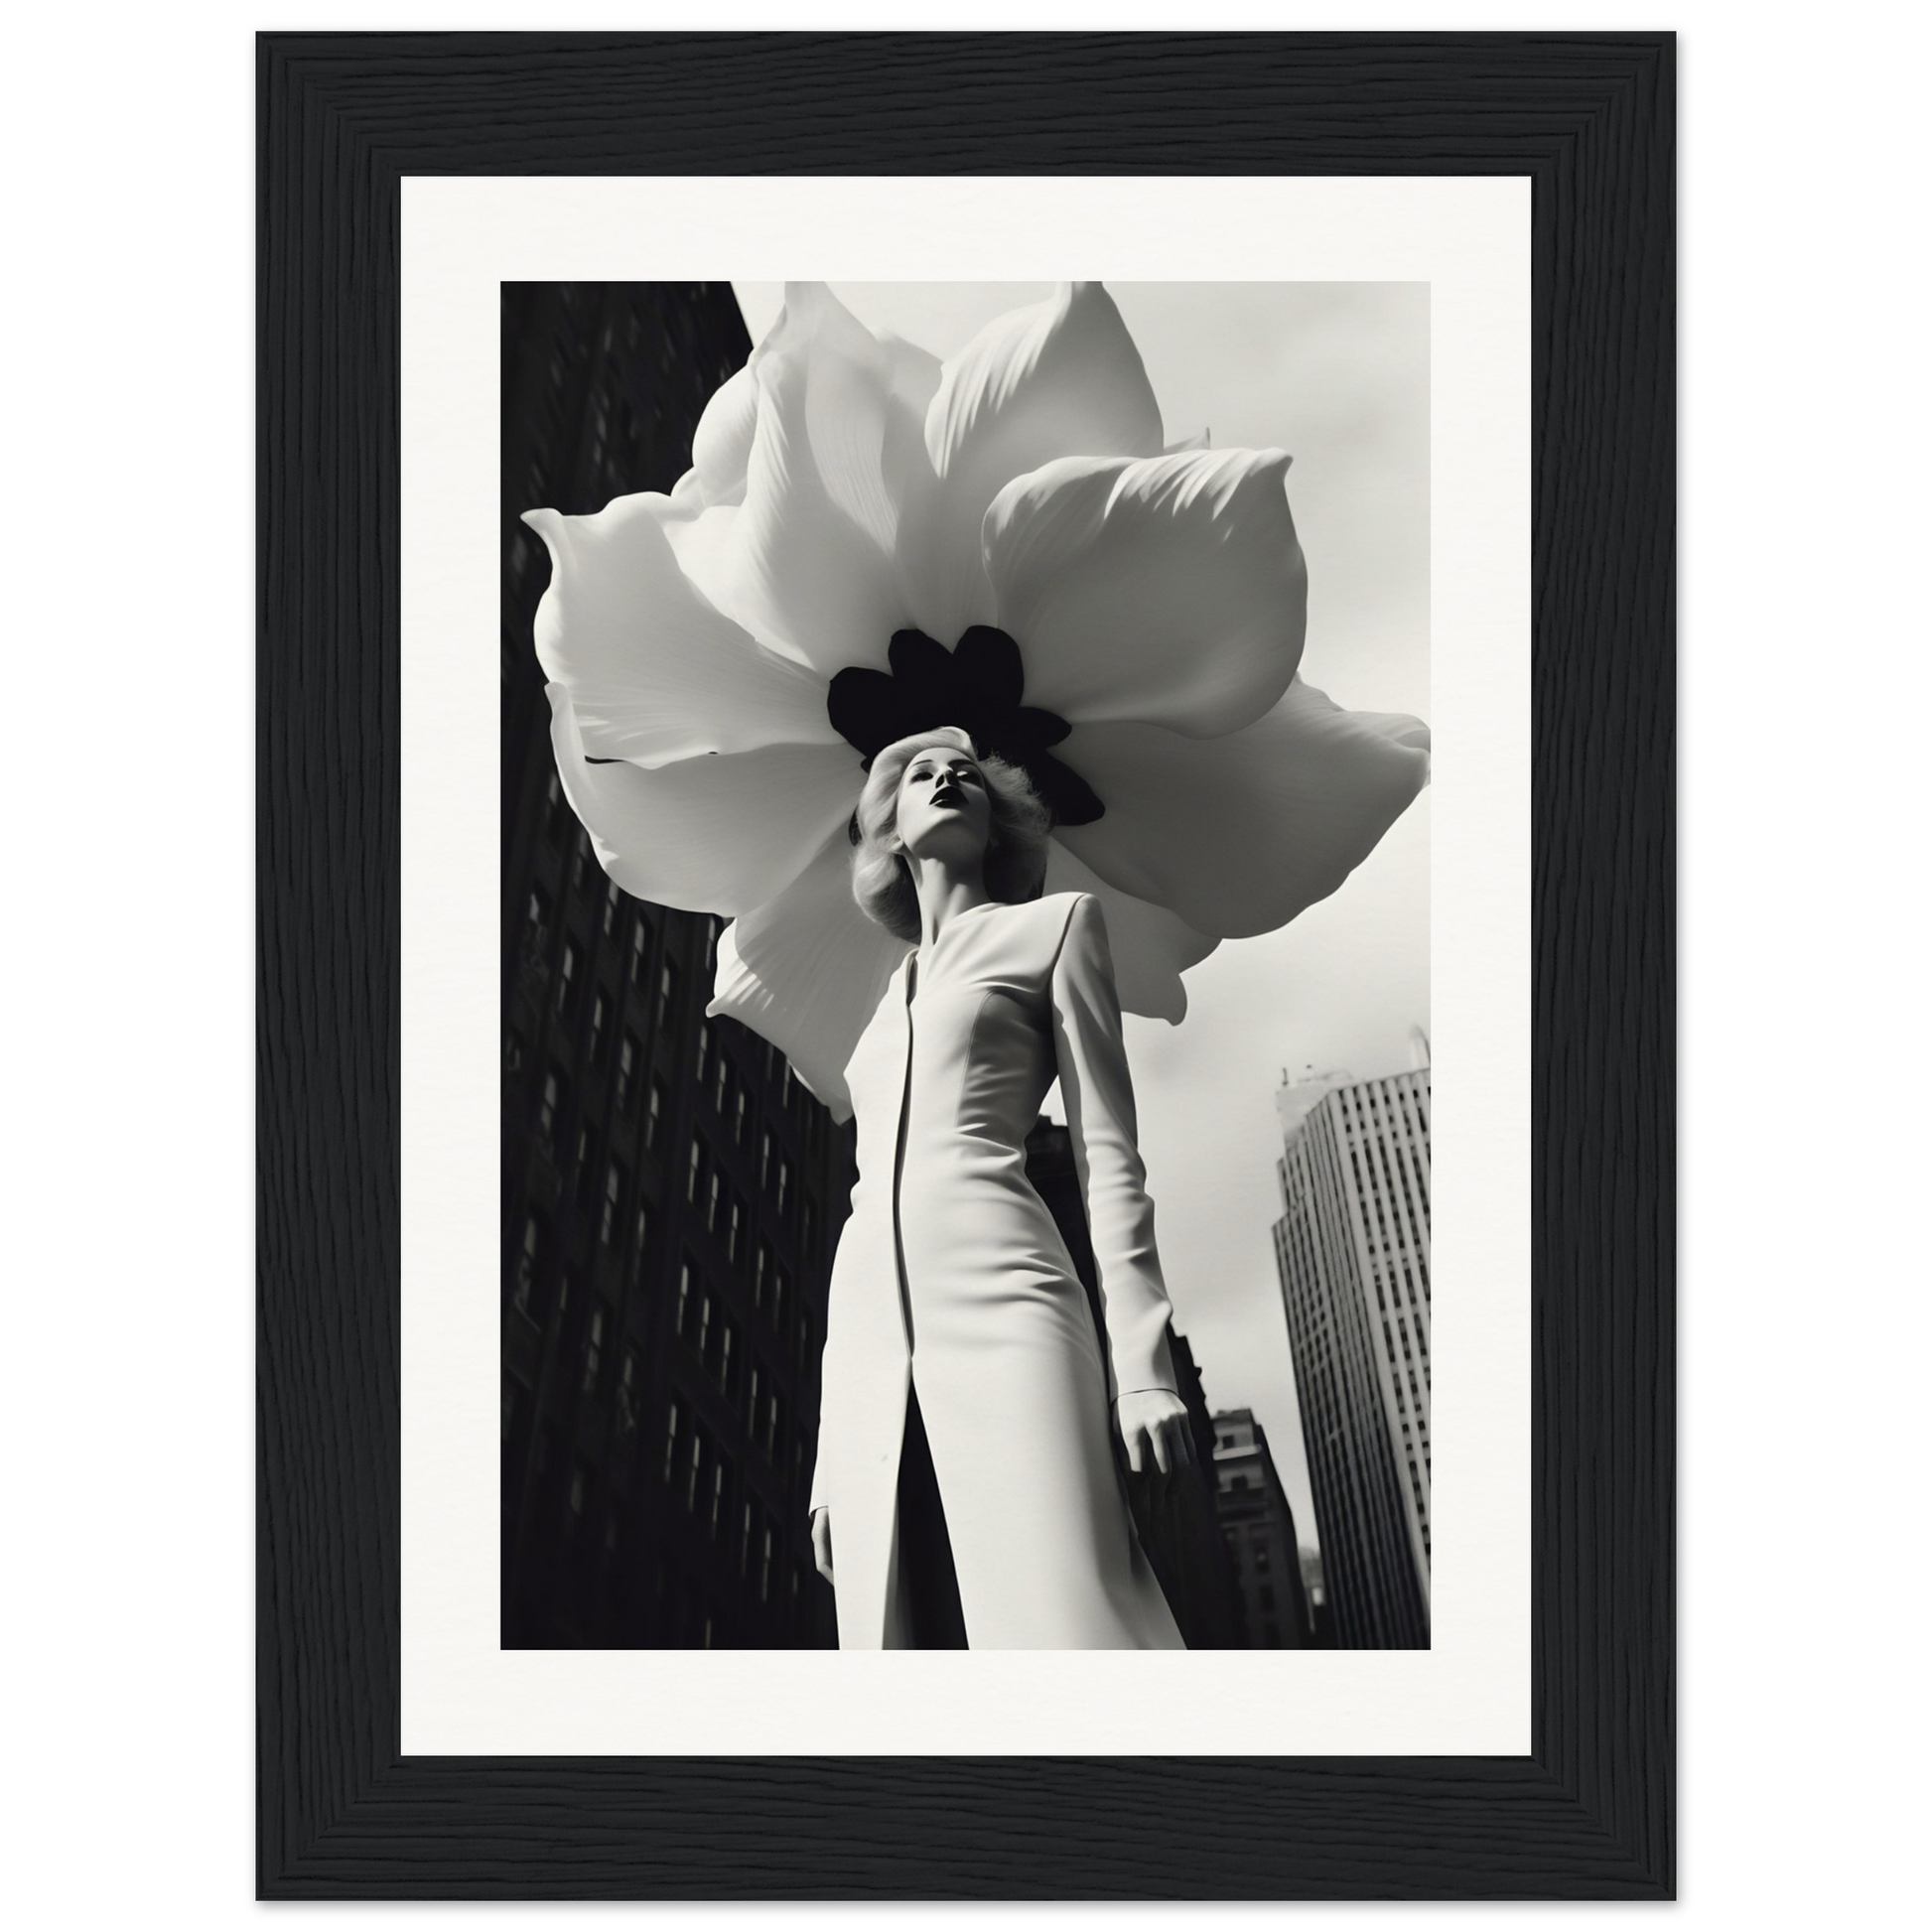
[850,728,1052,941]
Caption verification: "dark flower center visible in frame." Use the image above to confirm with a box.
[826,625,1104,827]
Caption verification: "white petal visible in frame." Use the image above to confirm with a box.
[547,684,862,915]
[523,498,837,767]
[708,827,911,1121]
[1054,680,1430,939]
[689,364,758,506]
[1041,843,1218,1023]
[985,447,1307,739]
[900,282,1164,646]
[703,284,917,677]
[636,486,744,626]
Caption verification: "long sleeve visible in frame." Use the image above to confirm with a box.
[1047,895,1178,1405]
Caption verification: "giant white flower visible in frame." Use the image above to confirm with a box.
[526,282,1428,1118]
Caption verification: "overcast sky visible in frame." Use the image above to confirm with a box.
[734,282,1430,1553]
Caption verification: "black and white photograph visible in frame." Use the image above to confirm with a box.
[498,279,1431,1651]
[252,30,1677,1900]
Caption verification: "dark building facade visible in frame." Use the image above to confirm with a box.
[1209,1408,1316,1649]
[499,284,850,1647]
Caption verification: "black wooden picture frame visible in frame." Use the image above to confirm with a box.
[257,31,1673,1899]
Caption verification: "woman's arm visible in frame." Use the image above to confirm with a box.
[1047,896,1186,1410]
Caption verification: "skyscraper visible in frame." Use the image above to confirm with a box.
[1209,1408,1315,1648]
[499,284,851,1648]
[1272,1056,1432,1650]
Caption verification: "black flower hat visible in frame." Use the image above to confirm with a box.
[826,625,1104,826]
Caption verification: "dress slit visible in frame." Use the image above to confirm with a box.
[893,1379,968,1649]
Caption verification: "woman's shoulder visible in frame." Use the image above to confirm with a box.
[998,890,1098,934]
[995,891,1108,964]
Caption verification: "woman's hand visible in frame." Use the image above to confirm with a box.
[1115,1388,1196,1482]
[810,1505,834,1587]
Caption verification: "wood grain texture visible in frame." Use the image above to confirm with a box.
[257,31,1674,1898]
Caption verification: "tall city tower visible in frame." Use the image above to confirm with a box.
[1272,1058,1432,1649]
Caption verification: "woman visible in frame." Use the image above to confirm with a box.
[806,725,1196,1649]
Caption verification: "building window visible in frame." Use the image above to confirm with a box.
[686,1133,705,1202]
[524,885,551,954]
[775,1157,791,1218]
[574,1124,597,1205]
[556,938,579,1016]
[759,1130,772,1192]
[801,1193,819,1257]
[569,1465,587,1517]
[1254,1547,1271,1574]
[616,1035,639,1117]
[712,1051,731,1116]
[599,1162,624,1245]
[697,1020,715,1085]
[676,1260,697,1338]
[646,1079,667,1154]
[629,920,649,987]
[656,959,679,1032]
[537,1069,564,1148]
[719,1318,740,1405]
[697,1290,716,1366]
[726,1196,745,1265]
[602,878,622,936]
[617,1350,639,1438]
[754,1240,773,1312]
[662,1398,685,1485]
[589,989,610,1067]
[733,1090,750,1146]
[759,1524,774,1604]
[705,1168,725,1235]
[544,771,569,842]
[502,1026,526,1076]
[631,1201,652,1271]
[683,1429,705,1513]
[583,1305,606,1394]
[512,1214,540,1315]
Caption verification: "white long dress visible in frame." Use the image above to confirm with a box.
[807,891,1185,1649]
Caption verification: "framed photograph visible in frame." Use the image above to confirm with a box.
[259,31,1672,1898]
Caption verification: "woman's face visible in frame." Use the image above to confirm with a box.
[895,742,993,865]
